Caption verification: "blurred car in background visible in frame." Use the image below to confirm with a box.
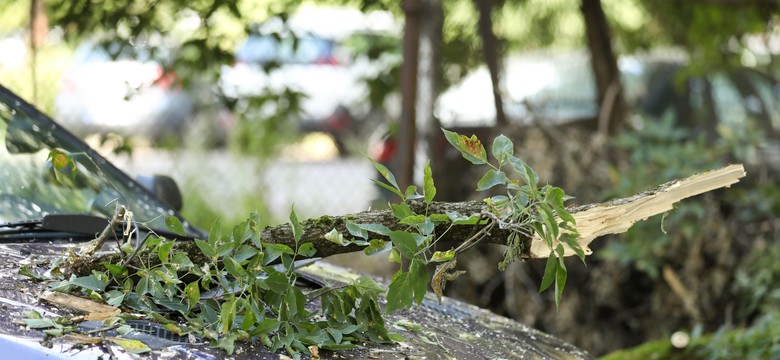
[54,40,194,144]
[219,6,401,153]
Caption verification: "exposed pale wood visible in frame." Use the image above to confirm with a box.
[528,164,746,258]
[39,291,120,317]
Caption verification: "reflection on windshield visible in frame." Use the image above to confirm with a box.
[0,88,183,233]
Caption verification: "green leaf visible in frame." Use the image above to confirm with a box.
[164,216,186,237]
[540,206,559,241]
[195,239,215,258]
[423,160,436,205]
[353,276,384,296]
[371,179,405,200]
[477,169,509,191]
[409,259,429,304]
[442,128,487,165]
[220,299,236,334]
[233,245,260,263]
[390,203,414,221]
[389,231,418,259]
[298,242,317,257]
[208,219,222,245]
[108,338,151,354]
[364,240,391,256]
[357,223,392,236]
[24,318,57,329]
[266,270,290,293]
[223,257,246,278]
[370,158,403,199]
[69,274,108,292]
[184,282,200,308]
[431,249,455,262]
[388,248,401,264]
[289,207,303,245]
[393,319,422,332]
[546,187,576,224]
[539,254,557,293]
[386,270,412,313]
[446,211,480,225]
[157,240,174,263]
[324,228,351,246]
[404,185,422,200]
[561,233,586,263]
[386,260,429,313]
[345,221,367,239]
[105,290,125,307]
[102,262,128,279]
[555,259,568,308]
[263,243,294,265]
[492,134,513,163]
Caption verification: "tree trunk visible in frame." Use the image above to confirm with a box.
[474,0,507,127]
[581,0,626,135]
[398,0,422,190]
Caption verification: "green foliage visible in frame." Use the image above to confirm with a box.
[23,208,396,357]
[443,129,583,307]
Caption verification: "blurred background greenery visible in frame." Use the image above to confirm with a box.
[2,0,780,358]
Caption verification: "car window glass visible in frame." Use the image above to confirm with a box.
[0,93,178,228]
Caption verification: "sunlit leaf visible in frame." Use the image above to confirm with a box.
[184,282,200,308]
[289,207,303,244]
[108,338,151,354]
[370,158,403,199]
[324,228,350,246]
[431,249,455,262]
[423,160,436,205]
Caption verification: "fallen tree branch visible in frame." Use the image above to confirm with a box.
[259,163,746,259]
[63,164,745,276]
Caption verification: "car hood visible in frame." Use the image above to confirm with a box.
[0,241,591,359]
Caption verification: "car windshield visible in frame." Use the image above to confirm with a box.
[0,85,196,234]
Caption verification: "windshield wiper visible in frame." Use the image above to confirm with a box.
[0,214,191,242]
[0,214,106,235]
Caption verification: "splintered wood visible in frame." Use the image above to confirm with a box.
[529,164,746,258]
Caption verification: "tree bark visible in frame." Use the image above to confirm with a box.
[581,0,627,135]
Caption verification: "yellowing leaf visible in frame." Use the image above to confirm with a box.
[108,338,151,354]
[442,128,487,165]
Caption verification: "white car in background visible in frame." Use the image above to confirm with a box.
[54,40,194,143]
